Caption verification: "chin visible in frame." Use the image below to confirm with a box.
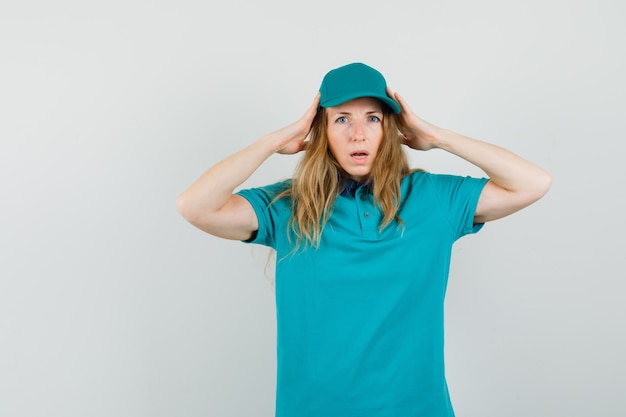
[346,171,372,183]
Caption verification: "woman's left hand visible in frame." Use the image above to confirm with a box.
[387,87,442,151]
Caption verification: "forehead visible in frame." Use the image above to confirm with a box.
[326,97,383,114]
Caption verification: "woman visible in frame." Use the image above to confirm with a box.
[177,62,551,417]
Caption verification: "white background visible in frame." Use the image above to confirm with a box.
[1,0,624,416]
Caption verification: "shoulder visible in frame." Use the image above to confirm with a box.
[401,170,488,205]
[236,179,294,225]
[404,170,487,187]
[401,169,453,190]
[237,179,292,203]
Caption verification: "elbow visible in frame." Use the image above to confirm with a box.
[536,170,553,199]
[524,170,552,206]
[176,193,196,223]
[176,192,219,231]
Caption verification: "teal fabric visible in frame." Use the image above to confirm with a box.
[236,171,488,417]
[319,62,401,113]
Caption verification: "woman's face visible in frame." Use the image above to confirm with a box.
[325,97,384,183]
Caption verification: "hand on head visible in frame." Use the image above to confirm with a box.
[273,93,320,155]
[386,87,442,151]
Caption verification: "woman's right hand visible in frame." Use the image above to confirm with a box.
[272,93,320,155]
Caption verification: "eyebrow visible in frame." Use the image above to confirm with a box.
[332,110,383,115]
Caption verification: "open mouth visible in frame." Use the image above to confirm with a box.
[350,151,369,159]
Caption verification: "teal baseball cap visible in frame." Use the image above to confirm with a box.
[319,62,401,113]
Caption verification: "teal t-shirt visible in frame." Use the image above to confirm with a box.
[237,171,488,417]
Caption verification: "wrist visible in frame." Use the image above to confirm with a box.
[256,134,283,156]
[433,128,457,151]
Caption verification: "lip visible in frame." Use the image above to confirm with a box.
[349,150,370,164]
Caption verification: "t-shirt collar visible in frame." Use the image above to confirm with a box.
[339,178,371,197]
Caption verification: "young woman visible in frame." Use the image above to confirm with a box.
[177,62,551,417]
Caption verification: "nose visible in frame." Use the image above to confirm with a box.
[351,121,366,141]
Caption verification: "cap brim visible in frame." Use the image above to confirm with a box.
[320,92,401,114]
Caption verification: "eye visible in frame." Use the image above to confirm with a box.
[335,116,348,124]
[368,115,381,122]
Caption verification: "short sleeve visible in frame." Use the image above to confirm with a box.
[235,180,291,248]
[424,173,489,239]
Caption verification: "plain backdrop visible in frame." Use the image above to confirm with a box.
[1,0,624,416]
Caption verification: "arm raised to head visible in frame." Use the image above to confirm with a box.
[176,94,320,239]
[389,89,552,223]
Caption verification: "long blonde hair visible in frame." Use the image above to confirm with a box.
[276,102,411,250]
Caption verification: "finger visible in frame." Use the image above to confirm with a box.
[394,92,415,116]
[300,100,319,127]
[386,87,406,112]
[386,87,403,105]
[307,93,321,116]
[312,92,321,108]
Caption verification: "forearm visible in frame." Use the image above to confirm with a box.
[389,90,551,220]
[176,95,318,234]
[436,128,551,195]
[176,135,276,218]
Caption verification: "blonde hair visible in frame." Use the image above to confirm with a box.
[275,102,411,250]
